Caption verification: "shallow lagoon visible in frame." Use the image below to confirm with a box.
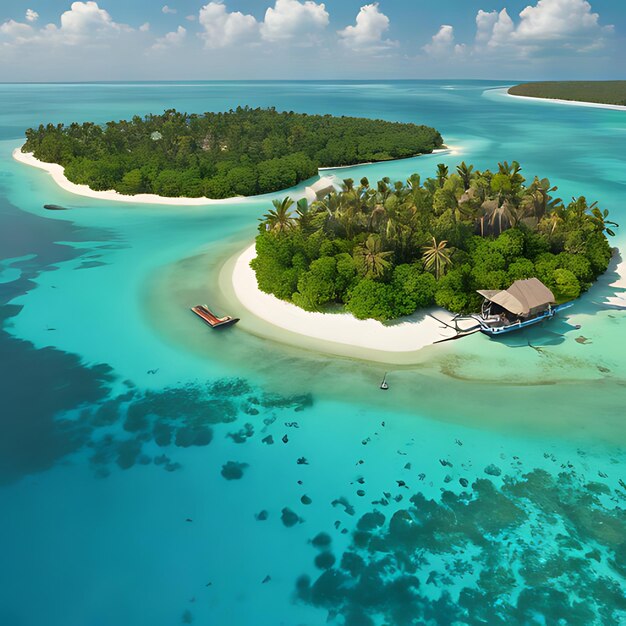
[0,81,624,625]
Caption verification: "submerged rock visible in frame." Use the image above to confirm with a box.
[315,552,336,570]
[221,461,248,480]
[484,464,502,477]
[311,532,332,549]
[281,507,302,527]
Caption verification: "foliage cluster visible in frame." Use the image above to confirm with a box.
[22,108,442,198]
[252,161,615,321]
[509,81,626,106]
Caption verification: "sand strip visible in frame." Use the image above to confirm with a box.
[506,92,626,112]
[231,244,476,353]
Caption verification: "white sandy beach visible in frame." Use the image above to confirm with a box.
[12,148,248,206]
[231,244,476,352]
[506,91,626,112]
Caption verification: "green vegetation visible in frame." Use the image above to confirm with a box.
[252,161,615,321]
[508,81,626,106]
[21,108,443,198]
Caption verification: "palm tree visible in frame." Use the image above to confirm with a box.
[354,234,392,279]
[295,198,314,234]
[522,176,561,223]
[342,178,355,193]
[488,199,515,235]
[422,237,452,279]
[311,192,341,234]
[406,173,421,192]
[540,202,566,236]
[436,163,449,188]
[261,197,295,233]
[590,206,619,237]
[456,162,474,191]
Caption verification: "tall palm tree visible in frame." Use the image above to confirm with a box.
[422,237,452,279]
[261,197,295,233]
[456,162,474,191]
[295,198,314,234]
[311,192,341,235]
[354,234,392,279]
[540,202,566,236]
[488,199,515,236]
[436,163,449,188]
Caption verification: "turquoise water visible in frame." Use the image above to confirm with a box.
[0,81,625,625]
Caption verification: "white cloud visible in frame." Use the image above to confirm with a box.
[338,3,395,52]
[516,0,604,41]
[0,2,132,47]
[25,9,39,23]
[152,25,186,50]
[58,1,125,38]
[423,25,454,57]
[162,5,177,15]
[475,0,611,55]
[490,9,515,47]
[475,10,498,45]
[260,0,329,43]
[186,15,197,22]
[0,19,34,41]
[423,24,466,59]
[139,22,150,32]
[198,2,258,49]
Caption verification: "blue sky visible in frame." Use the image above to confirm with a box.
[0,1,623,81]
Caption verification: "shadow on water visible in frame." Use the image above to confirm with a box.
[0,198,316,485]
[0,198,119,484]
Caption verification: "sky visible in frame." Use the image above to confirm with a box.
[0,0,623,81]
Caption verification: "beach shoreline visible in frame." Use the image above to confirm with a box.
[12,148,250,206]
[229,243,475,354]
[14,143,463,207]
[317,145,461,171]
[505,91,626,112]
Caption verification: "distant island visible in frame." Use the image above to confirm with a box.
[508,81,626,107]
[251,161,615,321]
[20,108,443,199]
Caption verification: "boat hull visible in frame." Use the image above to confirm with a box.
[191,305,239,329]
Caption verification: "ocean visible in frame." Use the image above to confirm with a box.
[0,81,624,625]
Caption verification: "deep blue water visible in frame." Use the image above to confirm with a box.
[0,81,624,626]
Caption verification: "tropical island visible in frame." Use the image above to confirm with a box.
[250,161,615,322]
[19,108,443,199]
[508,81,626,107]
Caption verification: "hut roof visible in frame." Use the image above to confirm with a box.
[478,278,555,317]
[304,176,340,203]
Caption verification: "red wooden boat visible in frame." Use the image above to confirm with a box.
[191,304,239,328]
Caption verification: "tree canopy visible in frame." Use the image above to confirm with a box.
[251,161,615,321]
[22,107,443,198]
[509,81,626,107]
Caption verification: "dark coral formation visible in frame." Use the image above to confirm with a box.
[296,470,626,625]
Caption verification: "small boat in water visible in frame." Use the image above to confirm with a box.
[191,304,239,329]
[473,278,573,337]
[43,204,68,211]
[380,373,389,390]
